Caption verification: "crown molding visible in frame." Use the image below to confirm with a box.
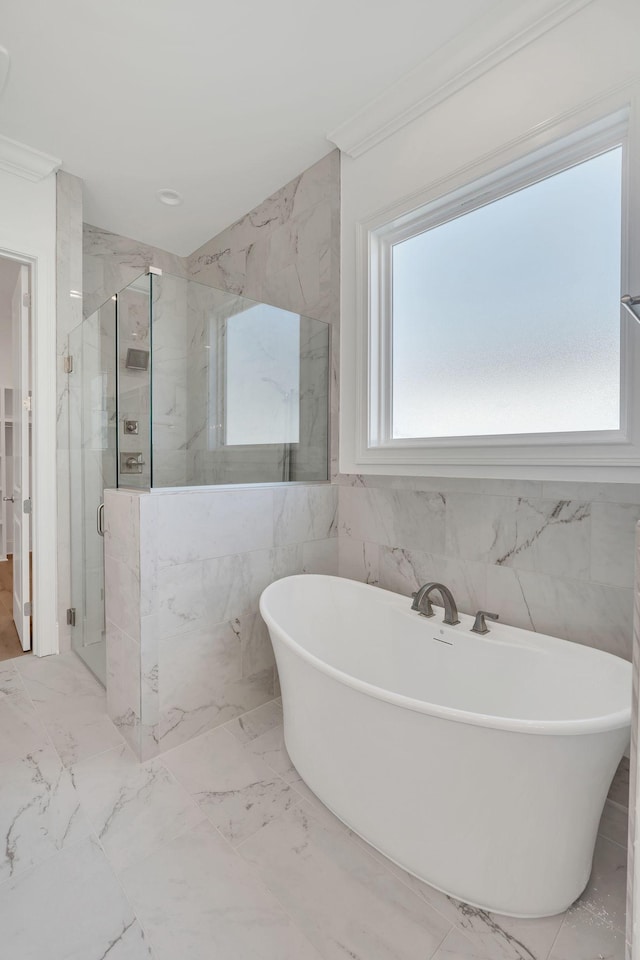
[0,133,62,182]
[327,0,597,159]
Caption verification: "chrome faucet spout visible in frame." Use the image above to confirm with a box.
[411,582,460,625]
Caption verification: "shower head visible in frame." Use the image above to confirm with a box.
[125,348,149,371]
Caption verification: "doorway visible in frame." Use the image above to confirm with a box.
[0,255,32,662]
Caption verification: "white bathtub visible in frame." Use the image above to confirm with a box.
[259,574,631,918]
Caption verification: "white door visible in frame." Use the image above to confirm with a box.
[11,265,30,650]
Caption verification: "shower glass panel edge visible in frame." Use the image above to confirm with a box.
[67,294,118,687]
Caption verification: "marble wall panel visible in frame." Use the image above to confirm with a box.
[188,150,340,479]
[273,484,338,546]
[444,495,591,578]
[154,487,274,568]
[338,477,639,660]
[82,223,188,320]
[105,484,338,760]
[105,620,141,756]
[56,171,84,651]
[338,486,446,553]
[592,503,640,590]
[103,490,142,755]
[80,151,337,492]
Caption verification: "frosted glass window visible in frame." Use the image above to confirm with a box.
[225,304,300,445]
[391,147,622,439]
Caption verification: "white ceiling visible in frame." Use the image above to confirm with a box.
[0,0,502,256]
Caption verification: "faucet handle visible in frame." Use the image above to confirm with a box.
[471,610,499,635]
[411,590,435,618]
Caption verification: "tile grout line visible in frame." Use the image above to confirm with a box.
[220,801,347,960]
[427,924,459,960]
[14,655,128,768]
[88,824,160,960]
[221,711,581,950]
[91,775,323,960]
[234,792,458,957]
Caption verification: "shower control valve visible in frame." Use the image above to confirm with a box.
[120,452,145,475]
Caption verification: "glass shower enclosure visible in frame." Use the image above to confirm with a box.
[68,270,330,685]
[68,295,117,683]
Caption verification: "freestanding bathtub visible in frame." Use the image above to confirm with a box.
[259,574,631,918]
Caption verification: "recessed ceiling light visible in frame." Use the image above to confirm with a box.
[157,188,183,206]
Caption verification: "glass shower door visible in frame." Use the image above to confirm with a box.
[68,297,117,685]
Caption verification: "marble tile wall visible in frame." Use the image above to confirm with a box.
[150,274,190,487]
[103,489,142,756]
[188,149,340,479]
[82,223,188,320]
[56,171,84,651]
[181,278,290,486]
[180,278,330,487]
[337,474,640,661]
[82,150,338,488]
[104,483,338,759]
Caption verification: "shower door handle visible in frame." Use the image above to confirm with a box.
[97,502,105,537]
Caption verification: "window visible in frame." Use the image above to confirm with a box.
[363,108,638,471]
[392,148,621,439]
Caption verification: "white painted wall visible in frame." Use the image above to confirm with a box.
[340,0,640,480]
[0,257,19,386]
[0,311,12,387]
[0,167,58,655]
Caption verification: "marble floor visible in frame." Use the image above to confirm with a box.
[0,651,628,960]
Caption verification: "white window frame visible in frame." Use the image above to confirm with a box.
[358,96,640,472]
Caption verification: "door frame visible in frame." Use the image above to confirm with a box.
[0,245,57,658]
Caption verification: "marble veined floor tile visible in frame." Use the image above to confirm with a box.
[548,903,625,960]
[238,801,452,960]
[284,775,624,960]
[577,834,627,934]
[245,722,302,783]
[598,800,628,849]
[0,663,49,764]
[16,652,124,765]
[249,782,564,960]
[607,757,629,809]
[347,825,566,960]
[225,698,283,743]
[70,742,204,872]
[163,725,298,845]
[433,926,512,960]
[432,901,565,960]
[0,835,154,960]
[16,650,106,706]
[0,744,91,883]
[119,820,323,960]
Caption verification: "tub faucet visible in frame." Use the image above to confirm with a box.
[411,582,460,626]
[471,610,499,635]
